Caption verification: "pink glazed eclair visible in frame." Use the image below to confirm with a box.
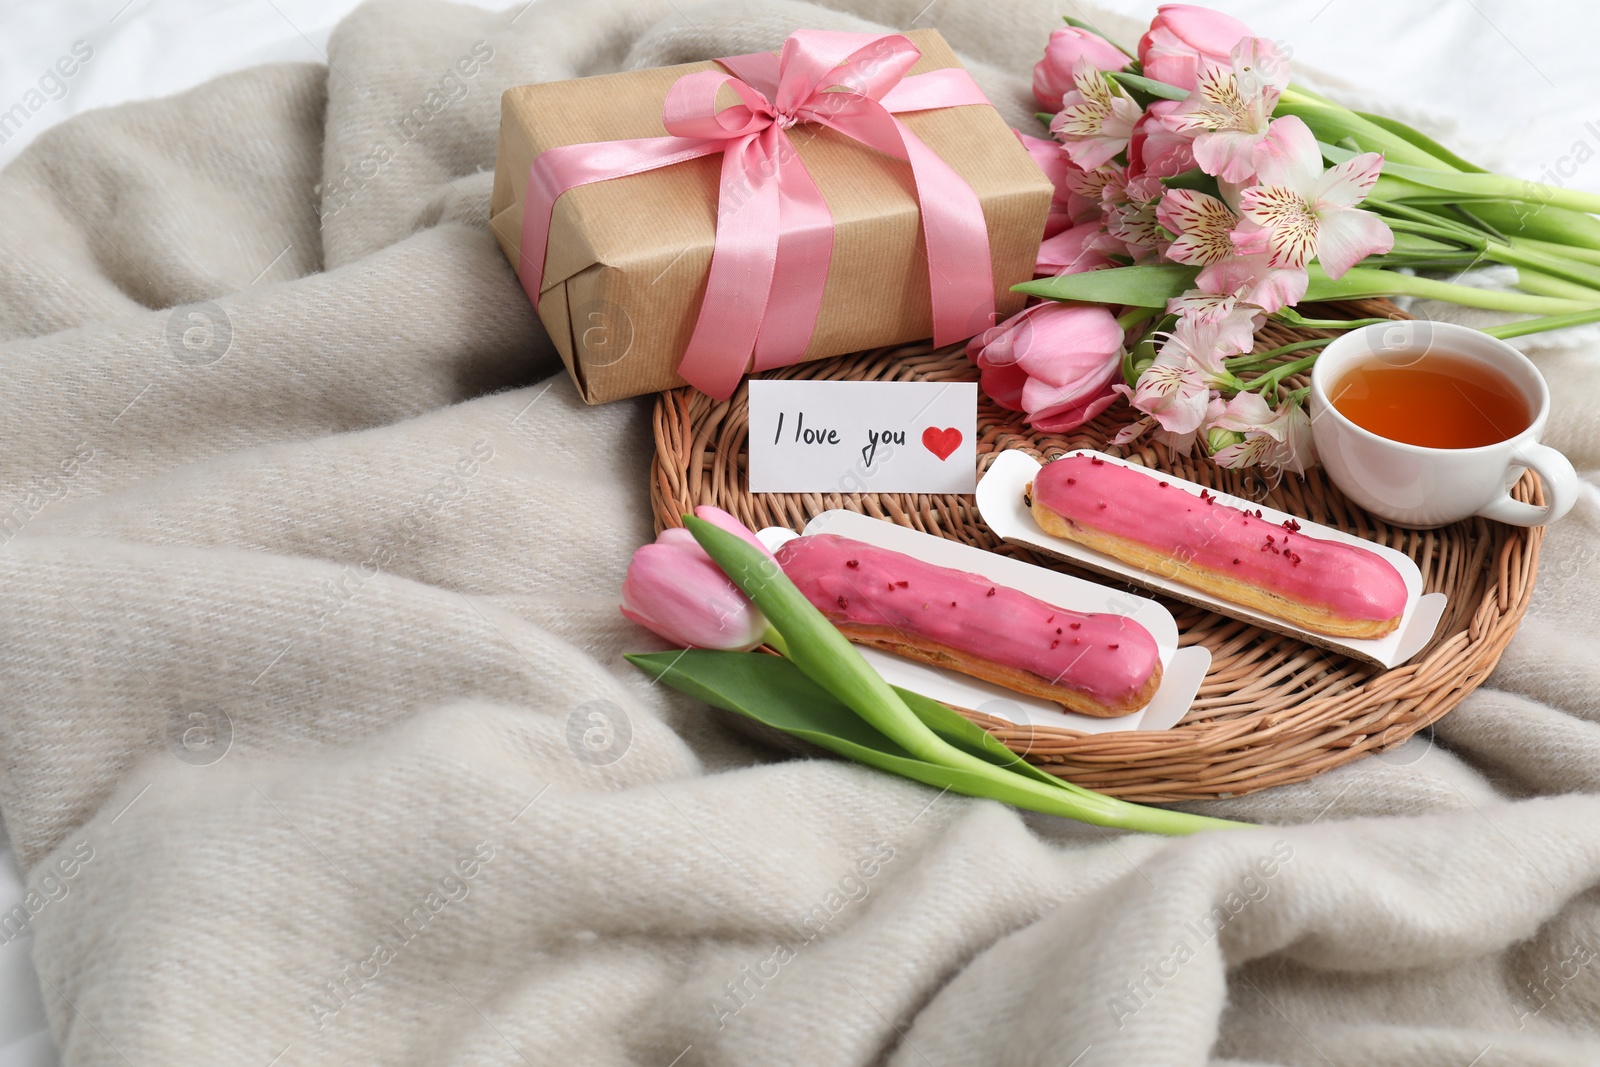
[1027,455,1408,639]
[774,533,1162,717]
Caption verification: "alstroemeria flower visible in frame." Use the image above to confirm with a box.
[1103,172,1168,262]
[1235,116,1394,277]
[1158,189,1309,314]
[1196,253,1310,314]
[1167,288,1243,324]
[1170,37,1291,183]
[1156,304,1260,385]
[1159,189,1238,267]
[1129,100,1197,179]
[1209,392,1317,473]
[1113,350,1212,436]
[1050,58,1144,170]
[1112,394,1225,456]
[1061,161,1124,209]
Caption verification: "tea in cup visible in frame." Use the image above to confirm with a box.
[1308,320,1577,528]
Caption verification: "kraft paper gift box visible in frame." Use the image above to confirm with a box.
[488,29,1052,405]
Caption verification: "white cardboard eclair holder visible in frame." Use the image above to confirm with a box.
[758,509,1210,735]
[977,449,1447,670]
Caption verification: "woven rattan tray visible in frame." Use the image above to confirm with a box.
[649,300,1543,801]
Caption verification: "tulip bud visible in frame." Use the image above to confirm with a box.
[1032,27,1129,110]
[620,506,771,650]
[1137,4,1255,91]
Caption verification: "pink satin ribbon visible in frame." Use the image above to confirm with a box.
[518,30,998,400]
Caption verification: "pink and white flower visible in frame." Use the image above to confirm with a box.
[1170,37,1291,183]
[1234,116,1394,277]
[1209,391,1318,473]
[1112,350,1212,437]
[1198,254,1310,314]
[1129,100,1197,179]
[1061,161,1124,209]
[1158,188,1239,267]
[1102,172,1169,262]
[1111,393,1225,456]
[1049,58,1144,170]
[1157,304,1260,384]
[1158,189,1309,314]
[1167,288,1245,324]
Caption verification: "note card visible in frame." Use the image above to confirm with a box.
[746,380,977,494]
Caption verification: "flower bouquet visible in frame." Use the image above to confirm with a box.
[982,4,1600,475]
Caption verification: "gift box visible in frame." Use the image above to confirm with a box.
[489,29,1053,405]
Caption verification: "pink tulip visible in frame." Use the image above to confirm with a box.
[1016,132,1084,238]
[1033,27,1130,110]
[1036,220,1121,277]
[967,302,1124,433]
[1138,4,1255,91]
[620,506,771,650]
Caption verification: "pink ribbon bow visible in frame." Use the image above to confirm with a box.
[518,30,998,400]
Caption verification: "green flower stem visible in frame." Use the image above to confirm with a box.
[1485,307,1600,340]
[1380,164,1600,216]
[1371,209,1485,247]
[684,517,1247,835]
[1515,237,1600,267]
[1270,310,1392,331]
[1306,266,1593,314]
[1275,96,1456,170]
[1468,202,1600,253]
[1513,269,1600,303]
[1117,307,1157,331]
[761,626,791,657]
[1481,241,1600,292]
[1239,352,1323,394]
[1226,337,1338,367]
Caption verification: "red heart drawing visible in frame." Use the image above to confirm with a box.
[921,426,962,461]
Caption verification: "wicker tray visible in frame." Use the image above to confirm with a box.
[649,300,1543,801]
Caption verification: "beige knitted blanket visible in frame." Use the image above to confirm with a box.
[4,0,1600,1063]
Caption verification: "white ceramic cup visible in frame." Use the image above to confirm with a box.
[1308,320,1577,529]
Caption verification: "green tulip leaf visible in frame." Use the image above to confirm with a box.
[627,649,1248,835]
[1106,71,1187,101]
[890,685,1073,791]
[1013,264,1199,307]
[1352,110,1486,173]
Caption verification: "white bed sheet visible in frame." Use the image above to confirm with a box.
[1,1,1596,1064]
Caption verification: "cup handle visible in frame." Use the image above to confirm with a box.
[1473,441,1579,526]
